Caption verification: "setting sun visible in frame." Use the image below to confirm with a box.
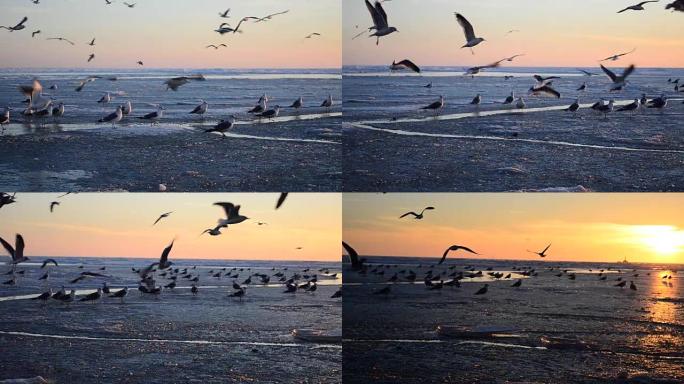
[631,225,684,257]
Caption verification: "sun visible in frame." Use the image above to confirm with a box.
[631,226,684,257]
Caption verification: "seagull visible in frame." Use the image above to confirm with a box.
[421,96,444,112]
[248,98,267,114]
[122,100,132,116]
[206,44,227,50]
[98,106,123,125]
[165,77,190,91]
[138,105,165,122]
[0,17,28,32]
[533,75,560,86]
[109,287,128,301]
[440,245,479,264]
[57,290,76,303]
[0,234,29,266]
[245,10,290,23]
[205,116,237,138]
[474,284,488,295]
[31,30,41,37]
[470,94,482,105]
[98,92,111,105]
[52,102,65,119]
[565,98,580,112]
[139,240,175,279]
[33,289,53,301]
[49,201,60,212]
[577,82,587,91]
[400,207,434,219]
[331,289,342,298]
[618,1,659,13]
[630,281,637,290]
[528,243,551,258]
[40,258,58,269]
[258,105,281,119]
[214,202,248,228]
[454,13,485,54]
[503,92,515,104]
[75,76,98,92]
[191,284,198,295]
[1,107,11,125]
[290,97,303,110]
[123,2,136,8]
[617,98,640,112]
[47,37,75,45]
[229,287,246,300]
[189,100,208,116]
[529,84,560,98]
[153,212,173,225]
[276,193,288,209]
[219,8,231,18]
[321,94,333,110]
[137,61,144,66]
[342,241,364,271]
[390,59,420,74]
[577,69,597,76]
[305,33,321,39]
[666,0,684,11]
[600,64,635,91]
[202,226,223,236]
[600,48,636,62]
[80,288,102,302]
[647,94,668,109]
[87,54,95,63]
[511,279,522,288]
[364,0,398,45]
[215,19,247,35]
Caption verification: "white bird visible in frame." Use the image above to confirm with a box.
[600,48,636,62]
[97,92,111,105]
[214,202,249,228]
[1,107,12,125]
[365,0,398,45]
[515,97,526,109]
[122,100,132,116]
[454,13,485,54]
[138,105,165,122]
[52,102,65,118]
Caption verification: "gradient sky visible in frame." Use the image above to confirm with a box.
[0,193,341,261]
[0,0,341,68]
[343,0,684,67]
[344,194,684,264]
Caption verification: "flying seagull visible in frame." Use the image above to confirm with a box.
[153,212,173,226]
[399,206,434,220]
[50,201,60,212]
[305,33,321,39]
[215,19,247,35]
[139,240,174,278]
[31,30,41,37]
[439,245,479,264]
[529,83,561,98]
[276,193,288,209]
[87,54,95,62]
[666,0,684,11]
[0,17,28,32]
[123,2,136,8]
[390,59,420,73]
[47,37,75,45]
[342,241,364,270]
[618,1,659,13]
[600,48,636,62]
[215,202,248,227]
[600,64,635,91]
[364,0,398,45]
[528,243,551,258]
[454,13,485,54]
[245,10,290,23]
[206,44,227,50]
[0,234,29,265]
[578,69,597,76]
[465,60,503,75]
[40,258,59,268]
[219,8,231,18]
[88,38,96,46]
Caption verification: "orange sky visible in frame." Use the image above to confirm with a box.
[0,193,341,261]
[344,194,684,264]
[343,0,684,67]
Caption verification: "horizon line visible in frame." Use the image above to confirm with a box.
[343,255,683,266]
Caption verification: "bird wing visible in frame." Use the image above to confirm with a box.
[14,235,24,261]
[159,240,174,265]
[617,6,631,12]
[152,215,164,225]
[365,0,387,29]
[399,212,418,218]
[214,202,236,218]
[342,241,360,269]
[439,247,451,264]
[541,243,551,254]
[139,262,158,278]
[17,17,28,27]
[374,1,389,26]
[600,64,618,82]
[0,236,15,259]
[276,193,288,209]
[455,13,476,42]
[397,59,420,73]
[621,64,635,79]
[41,258,58,268]
[541,85,561,98]
[618,48,636,57]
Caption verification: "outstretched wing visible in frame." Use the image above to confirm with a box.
[159,240,174,265]
[541,243,551,254]
[276,193,288,209]
[600,64,617,82]
[455,13,476,42]
[397,59,421,73]
[399,212,418,218]
[365,0,387,29]
[342,241,361,269]
[0,236,15,259]
[214,202,236,218]
[621,64,635,79]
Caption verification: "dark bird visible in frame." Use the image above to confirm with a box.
[528,243,551,258]
[0,234,29,265]
[50,201,60,213]
[40,258,58,268]
[79,288,102,302]
[615,280,627,287]
[88,38,96,46]
[600,64,635,91]
[331,289,342,298]
[565,98,580,112]
[474,284,488,295]
[0,17,28,32]
[364,0,398,45]
[374,285,391,295]
[454,13,485,53]
[390,59,421,74]
[123,2,136,8]
[440,245,479,264]
[153,211,173,226]
[399,206,434,220]
[305,32,321,39]
[630,281,637,290]
[275,193,288,210]
[109,287,128,300]
[342,241,364,270]
[205,116,237,138]
[47,37,75,45]
[137,61,144,66]
[666,0,684,11]
[87,54,95,63]
[206,44,227,50]
[219,8,231,18]
[511,279,522,288]
[32,289,52,301]
[421,95,444,112]
[618,1,659,13]
[529,84,560,98]
[31,30,41,37]
[191,284,198,295]
[600,48,636,62]
[139,240,174,278]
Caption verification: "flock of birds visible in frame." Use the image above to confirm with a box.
[1,78,335,138]
[357,0,683,117]
[342,205,679,299]
[0,192,342,304]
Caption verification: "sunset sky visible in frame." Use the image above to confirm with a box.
[0,193,341,261]
[344,194,684,264]
[0,0,341,68]
[343,0,684,68]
